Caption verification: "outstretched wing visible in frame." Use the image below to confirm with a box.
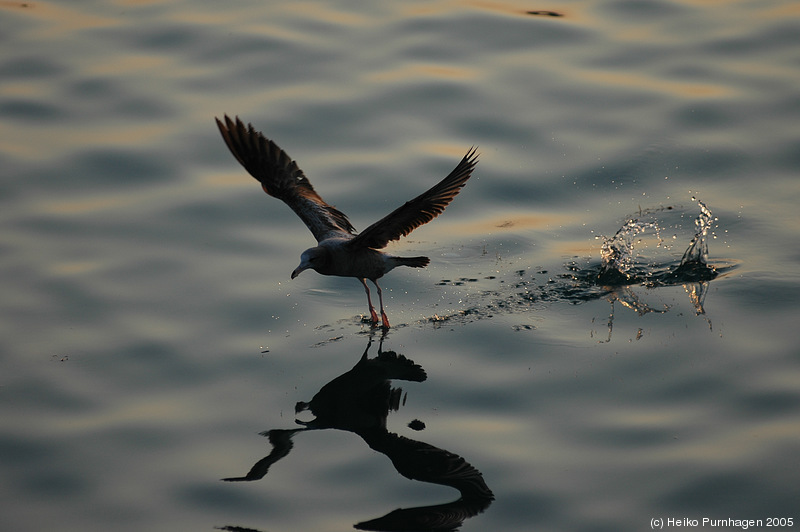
[216,115,355,242]
[221,429,298,482]
[347,147,478,250]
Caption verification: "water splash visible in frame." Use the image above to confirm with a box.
[660,198,719,285]
[399,198,733,340]
[575,198,726,338]
[597,217,663,284]
[682,198,714,264]
[592,199,719,287]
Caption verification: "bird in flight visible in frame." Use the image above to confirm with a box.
[215,115,478,328]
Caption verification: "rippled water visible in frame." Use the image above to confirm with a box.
[2,1,800,531]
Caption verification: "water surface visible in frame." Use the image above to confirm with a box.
[2,1,799,531]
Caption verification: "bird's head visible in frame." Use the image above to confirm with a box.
[291,247,327,279]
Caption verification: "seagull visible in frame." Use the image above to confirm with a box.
[215,115,478,328]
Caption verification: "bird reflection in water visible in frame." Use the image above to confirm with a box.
[220,337,493,532]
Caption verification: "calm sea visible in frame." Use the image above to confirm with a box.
[2,1,799,531]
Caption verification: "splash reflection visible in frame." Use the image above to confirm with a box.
[220,338,493,531]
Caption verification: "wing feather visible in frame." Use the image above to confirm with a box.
[347,147,478,250]
[215,115,355,242]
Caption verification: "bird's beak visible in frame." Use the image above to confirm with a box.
[291,264,307,279]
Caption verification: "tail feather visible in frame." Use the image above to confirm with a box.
[395,256,430,269]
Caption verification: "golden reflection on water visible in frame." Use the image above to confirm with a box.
[576,70,732,98]
[6,1,117,36]
[49,260,103,276]
[285,2,371,26]
[365,63,479,83]
[551,239,598,257]
[397,0,564,19]
[87,54,169,76]
[763,2,800,17]
[421,142,483,159]
[465,0,566,18]
[450,212,571,236]
[39,195,134,215]
[5,122,173,162]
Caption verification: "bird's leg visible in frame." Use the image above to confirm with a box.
[373,280,391,329]
[359,278,379,325]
